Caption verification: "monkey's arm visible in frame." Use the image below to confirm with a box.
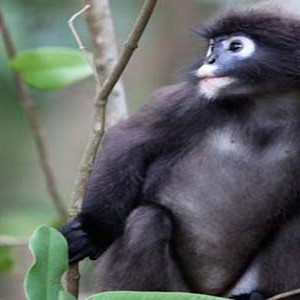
[61,82,191,263]
[61,123,157,263]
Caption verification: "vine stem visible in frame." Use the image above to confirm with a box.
[0,8,67,221]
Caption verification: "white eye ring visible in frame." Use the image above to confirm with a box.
[223,36,256,58]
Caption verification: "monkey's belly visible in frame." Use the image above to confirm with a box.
[156,143,296,294]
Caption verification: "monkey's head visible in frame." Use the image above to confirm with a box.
[192,4,300,100]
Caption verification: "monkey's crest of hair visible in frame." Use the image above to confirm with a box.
[198,2,300,51]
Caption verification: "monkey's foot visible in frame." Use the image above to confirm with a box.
[231,291,265,300]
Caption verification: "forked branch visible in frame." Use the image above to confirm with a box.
[65,0,157,297]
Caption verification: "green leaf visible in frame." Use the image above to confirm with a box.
[0,246,14,272]
[10,47,93,90]
[24,225,70,300]
[87,291,228,300]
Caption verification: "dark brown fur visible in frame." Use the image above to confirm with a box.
[61,4,300,299]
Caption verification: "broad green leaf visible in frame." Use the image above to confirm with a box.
[87,291,228,300]
[24,225,69,300]
[10,47,93,90]
[0,246,14,272]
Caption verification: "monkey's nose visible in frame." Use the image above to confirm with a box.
[206,54,216,65]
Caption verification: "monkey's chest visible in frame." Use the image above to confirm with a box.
[157,128,296,211]
[152,128,299,293]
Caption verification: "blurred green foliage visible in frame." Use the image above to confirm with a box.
[10,47,93,90]
[0,0,154,238]
[0,0,87,237]
[0,247,14,272]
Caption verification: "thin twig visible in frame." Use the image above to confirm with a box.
[68,4,101,86]
[267,289,300,300]
[65,0,157,297]
[68,5,90,49]
[66,263,80,297]
[0,236,28,247]
[0,9,68,221]
[84,0,128,123]
[69,0,158,218]
[66,4,101,297]
[96,0,158,102]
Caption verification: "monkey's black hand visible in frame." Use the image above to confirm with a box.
[60,217,103,264]
[231,291,265,300]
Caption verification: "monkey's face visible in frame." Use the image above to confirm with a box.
[195,34,259,100]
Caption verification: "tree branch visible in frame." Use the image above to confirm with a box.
[95,0,158,102]
[69,0,158,218]
[84,0,128,123]
[68,4,101,87]
[65,0,157,297]
[267,289,300,300]
[0,236,28,247]
[0,9,67,221]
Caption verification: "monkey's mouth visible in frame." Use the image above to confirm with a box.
[199,76,236,98]
[200,75,234,84]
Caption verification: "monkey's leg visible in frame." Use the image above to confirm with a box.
[255,212,300,299]
[229,211,300,300]
[95,205,189,292]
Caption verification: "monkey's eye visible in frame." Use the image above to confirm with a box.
[223,36,255,58]
[228,40,243,52]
